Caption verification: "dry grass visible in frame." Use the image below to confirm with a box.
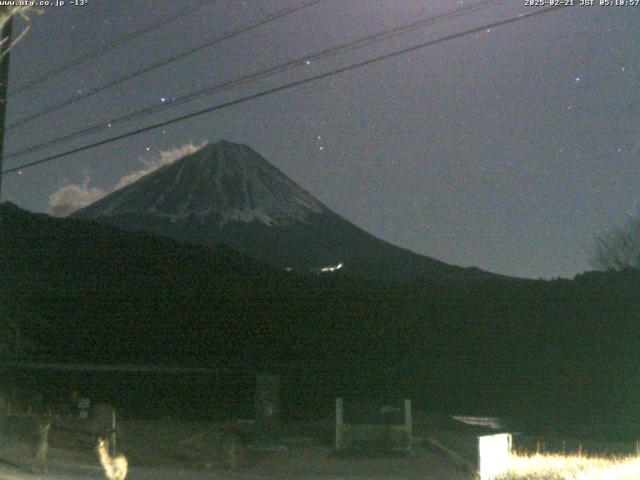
[498,452,640,480]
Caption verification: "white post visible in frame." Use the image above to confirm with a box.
[404,400,412,435]
[404,399,412,449]
[335,398,344,450]
[110,409,117,455]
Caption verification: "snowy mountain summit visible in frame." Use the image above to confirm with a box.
[74,140,501,282]
[77,141,327,226]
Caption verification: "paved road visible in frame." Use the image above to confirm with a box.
[0,447,471,480]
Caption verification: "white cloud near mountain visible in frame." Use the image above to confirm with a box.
[114,142,206,190]
[49,142,206,217]
[48,179,107,217]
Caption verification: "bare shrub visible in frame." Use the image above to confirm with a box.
[591,219,640,271]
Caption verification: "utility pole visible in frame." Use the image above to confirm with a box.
[0,15,13,202]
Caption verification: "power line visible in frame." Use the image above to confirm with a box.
[4,0,327,131]
[3,0,502,161]
[9,0,218,97]
[1,5,568,177]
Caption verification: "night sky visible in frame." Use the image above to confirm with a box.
[1,0,638,279]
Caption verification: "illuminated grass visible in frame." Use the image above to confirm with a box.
[498,452,640,480]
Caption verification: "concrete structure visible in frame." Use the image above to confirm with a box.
[477,433,512,480]
[335,398,412,452]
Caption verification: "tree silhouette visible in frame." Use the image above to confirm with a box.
[591,218,640,271]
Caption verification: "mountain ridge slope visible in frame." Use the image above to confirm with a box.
[72,140,507,282]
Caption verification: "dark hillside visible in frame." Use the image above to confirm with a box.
[2,202,639,437]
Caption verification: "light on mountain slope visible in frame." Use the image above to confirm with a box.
[319,262,343,273]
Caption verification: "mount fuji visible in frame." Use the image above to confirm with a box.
[72,141,500,282]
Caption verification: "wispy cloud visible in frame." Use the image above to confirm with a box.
[114,142,205,190]
[48,142,207,217]
[49,178,107,217]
